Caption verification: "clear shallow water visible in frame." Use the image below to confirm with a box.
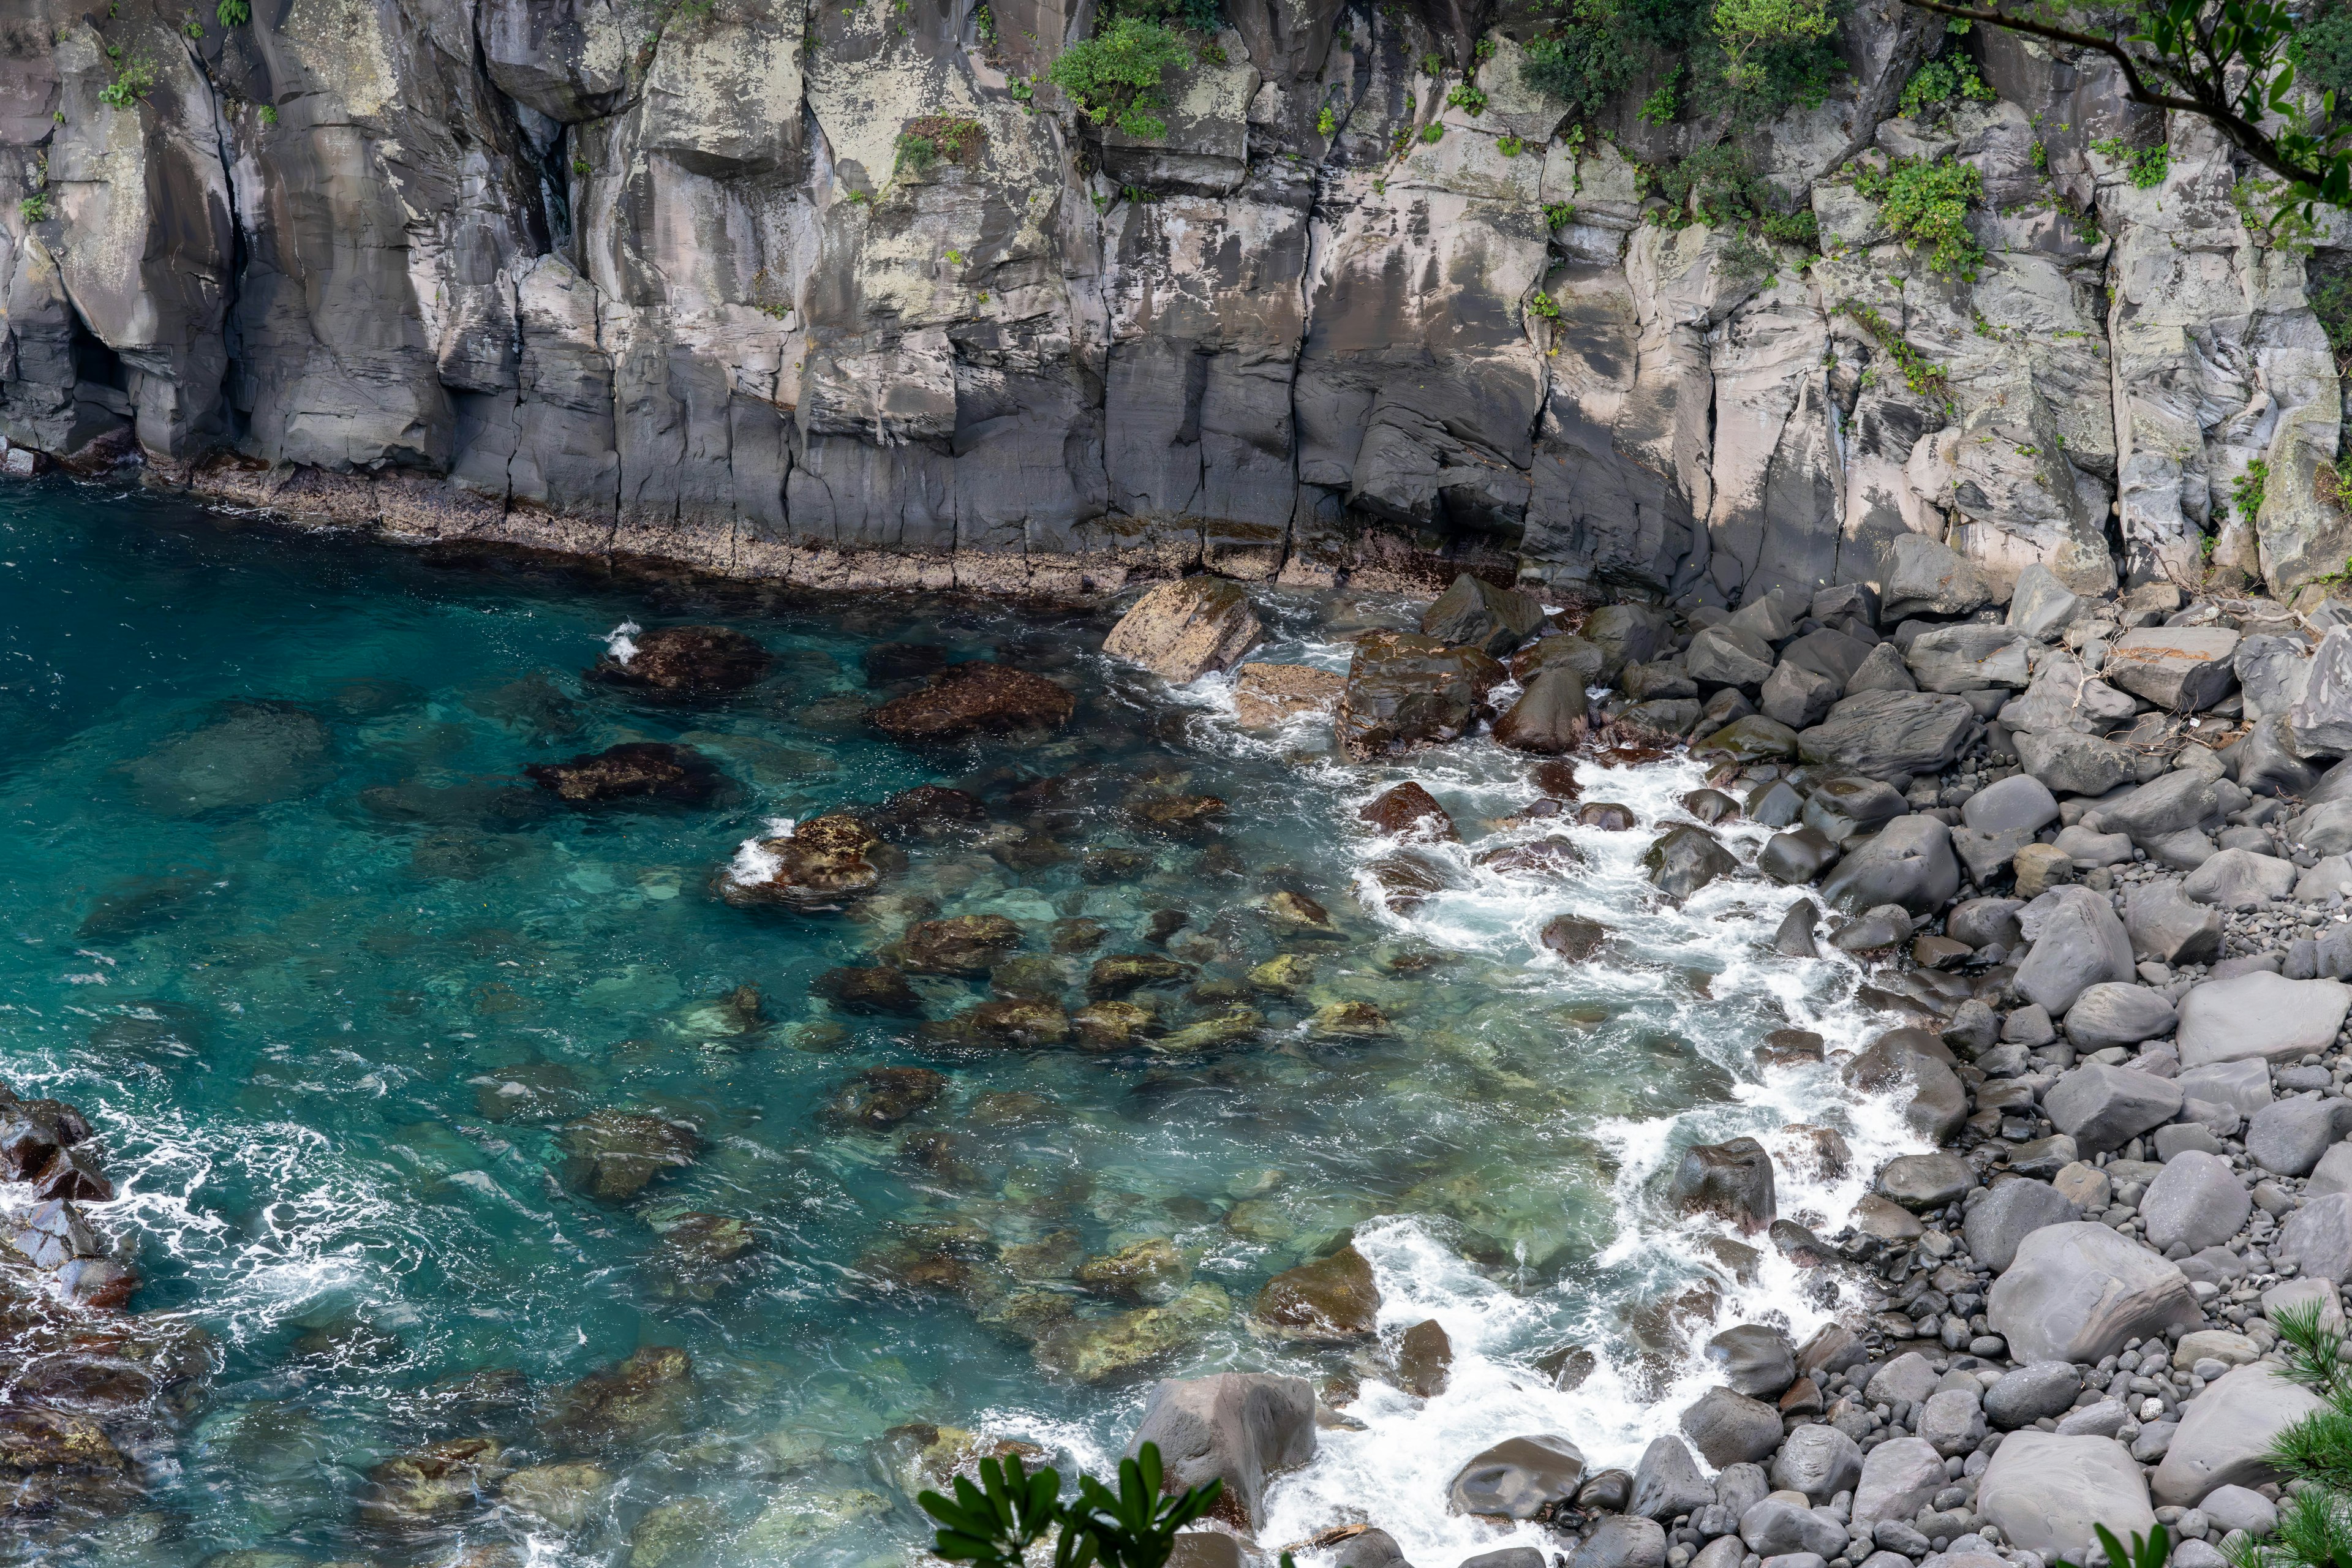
[0,481,1923,1568]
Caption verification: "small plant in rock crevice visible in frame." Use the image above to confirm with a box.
[1854,155,1985,277]
[2090,134,2170,189]
[18,193,51,224]
[217,0,249,23]
[1049,15,1196,140]
[98,53,156,110]
[1898,51,1994,119]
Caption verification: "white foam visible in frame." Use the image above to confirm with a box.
[599,618,643,666]
[724,817,797,888]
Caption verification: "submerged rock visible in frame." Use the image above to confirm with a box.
[539,1346,695,1452]
[870,663,1076,741]
[1033,1283,1232,1383]
[1077,1239,1192,1303]
[1087,954,1195,998]
[1103,578,1263,682]
[1359,782,1458,839]
[589,625,771,699]
[821,1067,946,1130]
[560,1111,699,1200]
[127,699,334,815]
[1540,916,1608,960]
[811,965,924,1016]
[644,1213,760,1302]
[524,742,719,805]
[358,1436,507,1531]
[1252,1245,1380,1342]
[718,814,884,911]
[1233,663,1345,728]
[894,914,1023,976]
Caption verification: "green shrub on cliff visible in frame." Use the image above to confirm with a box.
[1520,0,1844,125]
[1897,51,1993,118]
[1856,156,1984,276]
[97,53,156,110]
[1051,16,1196,138]
[217,0,250,24]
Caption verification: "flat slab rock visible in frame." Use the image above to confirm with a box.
[2176,971,2351,1066]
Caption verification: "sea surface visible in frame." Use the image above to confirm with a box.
[0,479,1921,1567]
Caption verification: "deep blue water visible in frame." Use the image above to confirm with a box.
[0,479,1913,1568]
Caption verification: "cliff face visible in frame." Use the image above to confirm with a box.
[0,0,2345,603]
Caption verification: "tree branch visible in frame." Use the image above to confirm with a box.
[1896,0,2328,190]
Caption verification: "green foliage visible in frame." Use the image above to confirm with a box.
[18,193,50,224]
[1522,0,1841,123]
[217,0,249,23]
[2206,1301,2352,1568]
[2056,1525,2173,1568]
[571,156,591,175]
[1840,303,1948,397]
[1714,0,1835,89]
[1762,205,1819,246]
[185,20,206,37]
[259,104,278,124]
[918,1443,1238,1568]
[1544,200,1576,227]
[1446,83,1488,114]
[1898,52,1994,119]
[2312,256,2352,364]
[1316,104,1336,136]
[2233,458,2271,522]
[1497,132,1525,156]
[1855,156,1984,276]
[2091,135,2170,188]
[974,2,997,44]
[97,55,156,110]
[895,115,986,175]
[1529,288,1562,318]
[1049,17,1194,139]
[1639,70,1680,124]
[1420,50,1444,76]
[1420,121,1444,142]
[2294,0,2352,123]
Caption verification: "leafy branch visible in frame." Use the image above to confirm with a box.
[920,1442,1269,1568]
[1896,0,2352,219]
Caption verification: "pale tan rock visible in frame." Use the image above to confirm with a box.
[1231,662,1343,728]
[1103,578,1263,684]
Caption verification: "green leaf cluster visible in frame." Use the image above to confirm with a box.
[1898,52,1994,119]
[217,0,250,23]
[1855,156,1984,276]
[895,115,986,174]
[18,193,50,224]
[2090,134,2170,188]
[919,1442,1237,1568]
[97,55,156,110]
[1521,0,1845,124]
[2217,1300,2352,1568]
[1050,15,1196,140]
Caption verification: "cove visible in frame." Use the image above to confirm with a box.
[0,478,1910,1568]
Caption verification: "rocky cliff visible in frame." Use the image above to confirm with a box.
[1,0,2346,604]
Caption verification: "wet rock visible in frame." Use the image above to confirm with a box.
[1253,1246,1380,1343]
[588,626,771,699]
[1698,715,1800,764]
[499,1461,614,1533]
[1329,1529,1417,1568]
[1630,1434,1713,1521]
[1513,633,1607,686]
[1449,1433,1588,1519]
[1988,1222,2201,1363]
[895,914,1023,976]
[1645,826,1740,900]
[1380,1318,1452,1401]
[539,1346,695,1452]
[1759,827,1838,885]
[1820,816,1959,916]
[1832,905,1912,952]
[1532,761,1584,799]
[1583,605,1676,679]
[1335,633,1506,760]
[718,814,884,911]
[1578,801,1638,831]
[1087,954,1197,998]
[1477,837,1590,878]
[1540,915,1608,961]
[1704,1325,1795,1398]
[1493,668,1591,755]
[1681,788,1738,824]
[1264,891,1341,936]
[630,1496,726,1568]
[1131,794,1229,834]
[358,1436,507,1531]
[1669,1138,1775,1233]
[524,743,719,805]
[1421,574,1547,658]
[1071,1000,1154,1050]
[559,1111,699,1200]
[1362,852,1460,913]
[1843,1029,1967,1143]
[1771,899,1821,956]
[1797,691,1981,782]
[1359,782,1457,840]
[644,1213,759,1303]
[127,700,334,815]
[1033,1283,1231,1384]
[1309,1001,1390,1040]
[821,1067,946,1130]
[812,966,923,1016]
[2153,1362,2322,1505]
[1978,1431,2155,1558]
[1104,578,1263,682]
[0,1094,96,1185]
[875,783,989,835]
[1962,1178,2080,1272]
[1233,663,1346,728]
[1129,1372,1316,1532]
[2105,627,2242,712]
[872,663,1076,741]
[1078,1240,1192,1304]
[1679,1387,1782,1466]
[1770,1424,1861,1501]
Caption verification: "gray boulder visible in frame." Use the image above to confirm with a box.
[1687,624,1778,691]
[1951,824,2035,885]
[2015,886,2136,1015]
[2062,982,2179,1050]
[2105,626,2242,711]
[2238,714,2321,797]
[1796,692,1981,783]
[2199,1483,2280,1537]
[2152,1363,2326,1505]
[1849,1436,1945,1528]
[1740,1499,1846,1560]
[2237,632,2313,722]
[1572,1516,1667,1568]
[1983,1362,2081,1429]
[2279,1191,2352,1283]
[1948,895,2024,949]
[1843,641,1918,695]
[1678,1388,1782,1468]
[2125,881,2226,966]
[1962,1177,2082,1272]
[1447,1433,1587,1519]
[1783,626,1874,686]
[1584,605,1676,680]
[1330,1530,1414,1568]
[2008,564,2084,639]
[1877,1153,1975,1210]
[2310,1140,2352,1196]
[2291,798,2352,855]
[2102,771,2228,848]
[1917,1387,1987,1457]
[1129,1373,1317,1531]
[1668,1138,1776,1233]
[1962,774,2060,834]
[1758,827,1840,885]
[2042,1065,2184,1155]
[1630,1433,1714,1522]
[1762,661,1840,729]
[2182,848,2299,910]
[2139,1150,2252,1254]
[1862,1351,1940,1407]
[1906,625,2031,693]
[1882,534,1995,619]
[1842,1030,1968,1143]
[1977,1431,2154,1558]
[2248,1093,2352,1177]
[2176,1059,2274,1115]
[2176,971,2352,1066]
[2016,728,2139,797]
[1986,1222,2201,1362]
[1703,1325,1795,1399]
[2001,654,2137,736]
[1819,816,1960,916]
[1421,574,1546,658]
[1713,1461,1771,1517]
[2290,624,2352,757]
[1769,1425,1861,1502]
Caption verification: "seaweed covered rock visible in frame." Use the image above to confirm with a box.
[525,742,720,804]
[718,815,884,911]
[871,663,1076,741]
[589,626,771,699]
[1335,633,1506,760]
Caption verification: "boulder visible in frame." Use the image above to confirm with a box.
[1877,1153,1974,1210]
[872,663,1076,741]
[1645,826,1741,900]
[1252,1246,1380,1342]
[1983,1362,2081,1429]
[1882,534,1995,619]
[2176,971,2352,1066]
[2102,771,2228,848]
[1842,1030,1968,1144]
[559,1111,699,1200]
[1740,1499,1847,1560]
[719,813,884,911]
[1986,1222,2201,1362]
[2291,625,2352,756]
[2152,1363,2326,1505]
[1703,1325,1795,1398]
[1572,1517,1667,1568]
[1761,661,1840,729]
[1103,578,1262,682]
[1668,1138,1776,1233]
[2249,1094,2352,1176]
[1905,625,2032,692]
[1328,1529,1415,1568]
[1513,633,1607,686]
[524,742,720,805]
[1335,633,1506,760]
[1493,668,1591,755]
[897,914,1025,976]
[2140,1151,2250,1254]
[822,1067,946,1129]
[1798,692,1981,782]
[1678,1388,1782,1467]
[588,625,771,698]
[1962,774,2060,835]
[2014,886,2136,1016]
[1849,1436,1945,1528]
[2279,1191,2352,1282]
[1584,605,1676,679]
[1231,663,1346,728]
[1769,1425,1861,1502]
[1359,782,1457,840]
[2200,1484,2280,1537]
[1449,1433,1587,1519]
[2008,564,2084,639]
[1977,1432,2154,1558]
[1819,816,1959,916]
[1394,1318,1452,1398]
[1128,1373,1316,1532]
[1630,1434,1714,1521]
[1698,715,1801,763]
[1422,574,1546,658]
[1687,625,1779,691]
[1918,1388,1987,1457]
[1758,827,1839,884]
[2239,632,2314,722]
[2042,1065,2184,1155]
[1844,641,1919,695]
[2061,984,2178,1050]
[2001,654,2139,737]
[2239,714,2321,797]
[2016,729,2138,797]
[2105,627,2242,711]
[1962,1178,2081,1272]
[2183,848,2298,910]
[2126,881,2226,966]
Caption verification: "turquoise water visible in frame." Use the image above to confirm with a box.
[0,481,1917,1568]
